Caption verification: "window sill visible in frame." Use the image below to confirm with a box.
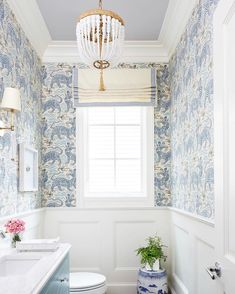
[77,197,154,208]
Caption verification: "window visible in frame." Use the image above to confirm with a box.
[77,107,154,207]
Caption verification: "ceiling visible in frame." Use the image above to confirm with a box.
[36,0,169,41]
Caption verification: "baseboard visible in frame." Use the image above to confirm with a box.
[169,283,177,294]
[106,282,175,294]
[107,283,137,294]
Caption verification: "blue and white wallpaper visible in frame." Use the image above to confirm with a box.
[41,63,76,207]
[41,63,171,207]
[169,0,219,219]
[0,0,220,219]
[0,0,42,217]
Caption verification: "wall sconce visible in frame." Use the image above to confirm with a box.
[0,87,21,131]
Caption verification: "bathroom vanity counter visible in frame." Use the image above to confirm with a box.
[0,243,71,294]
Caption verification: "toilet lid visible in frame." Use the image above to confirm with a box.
[70,272,106,290]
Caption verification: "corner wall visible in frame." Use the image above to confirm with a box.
[0,0,42,217]
[169,210,216,294]
[168,0,220,292]
[169,0,219,220]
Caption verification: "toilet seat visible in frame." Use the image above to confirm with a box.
[70,272,106,294]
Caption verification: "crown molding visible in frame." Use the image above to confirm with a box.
[6,0,51,58]
[159,0,199,59]
[6,0,198,62]
[42,41,169,63]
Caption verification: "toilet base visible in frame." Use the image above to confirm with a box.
[70,284,107,294]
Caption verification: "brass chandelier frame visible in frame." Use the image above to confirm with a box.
[77,0,124,91]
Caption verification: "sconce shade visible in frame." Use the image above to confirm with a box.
[1,87,21,112]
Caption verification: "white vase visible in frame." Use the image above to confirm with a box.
[145,259,160,271]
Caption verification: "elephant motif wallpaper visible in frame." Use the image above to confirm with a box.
[0,0,42,217]
[169,0,219,219]
[41,63,171,207]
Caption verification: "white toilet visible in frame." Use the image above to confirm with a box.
[70,272,107,294]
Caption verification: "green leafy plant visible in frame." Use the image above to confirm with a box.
[136,234,167,269]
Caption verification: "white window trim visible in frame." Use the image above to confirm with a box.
[76,107,154,208]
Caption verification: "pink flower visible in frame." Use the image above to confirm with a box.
[4,219,25,234]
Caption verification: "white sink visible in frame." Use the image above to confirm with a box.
[0,253,42,277]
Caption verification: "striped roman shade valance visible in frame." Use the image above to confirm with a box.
[73,68,157,107]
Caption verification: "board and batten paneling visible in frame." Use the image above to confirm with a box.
[43,208,171,294]
[169,210,216,294]
[43,208,217,294]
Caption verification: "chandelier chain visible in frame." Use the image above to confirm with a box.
[99,0,103,9]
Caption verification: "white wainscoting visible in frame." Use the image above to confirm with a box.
[43,208,171,294]
[0,207,218,293]
[0,208,45,247]
[43,207,217,294]
[169,209,216,294]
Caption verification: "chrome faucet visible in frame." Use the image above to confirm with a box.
[0,229,6,239]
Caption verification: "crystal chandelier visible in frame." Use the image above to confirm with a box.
[76,0,125,91]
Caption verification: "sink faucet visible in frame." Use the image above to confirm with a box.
[0,229,6,239]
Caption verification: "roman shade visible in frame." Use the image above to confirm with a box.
[73,68,157,107]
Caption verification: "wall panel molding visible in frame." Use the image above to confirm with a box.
[172,273,189,294]
[0,208,45,223]
[43,208,170,294]
[169,208,215,227]
[113,220,157,271]
[169,211,215,294]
